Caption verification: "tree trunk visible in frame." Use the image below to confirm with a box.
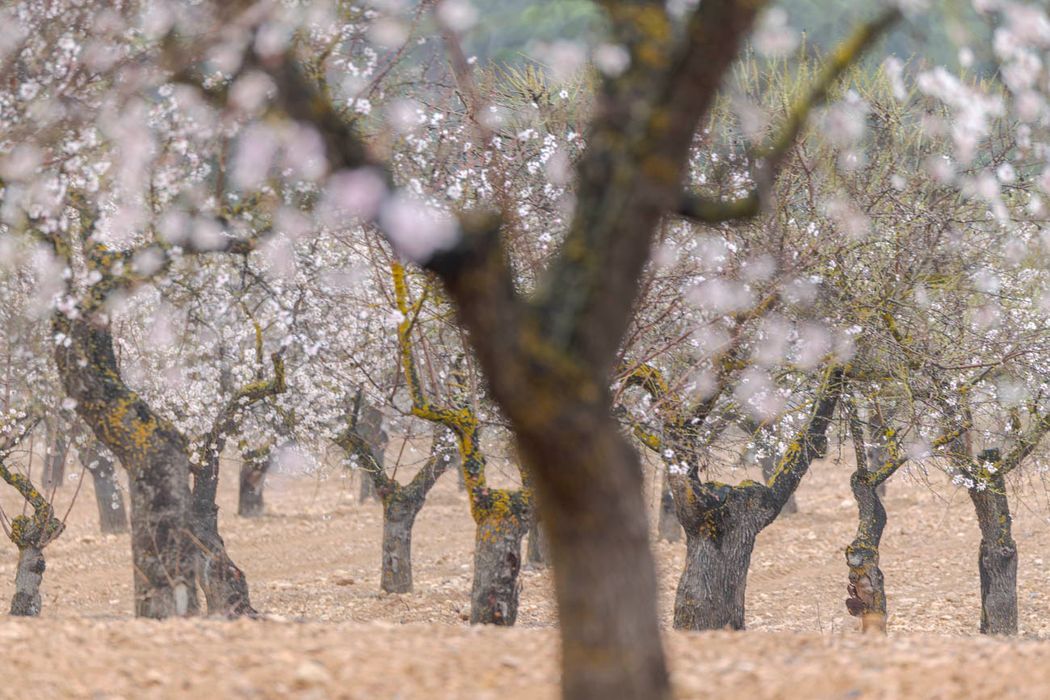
[970,474,1018,635]
[517,416,669,700]
[755,426,797,515]
[80,441,128,535]
[380,500,418,594]
[526,517,549,567]
[471,516,528,625]
[55,315,199,619]
[9,545,45,616]
[191,458,255,617]
[844,472,888,633]
[674,521,756,630]
[237,451,269,517]
[656,469,682,542]
[128,464,200,618]
[44,429,69,491]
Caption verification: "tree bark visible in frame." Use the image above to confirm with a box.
[380,499,418,594]
[55,315,199,619]
[79,440,128,535]
[471,515,528,625]
[237,449,269,517]
[9,545,45,616]
[191,454,255,617]
[844,471,888,632]
[675,524,756,630]
[43,424,69,491]
[970,473,1018,635]
[518,417,668,699]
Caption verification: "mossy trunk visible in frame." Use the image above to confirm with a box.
[656,469,682,542]
[237,453,269,518]
[526,517,549,567]
[191,458,255,617]
[674,520,757,630]
[55,315,199,619]
[845,472,887,632]
[381,499,419,594]
[970,474,1018,635]
[80,442,128,535]
[470,515,528,625]
[9,545,45,616]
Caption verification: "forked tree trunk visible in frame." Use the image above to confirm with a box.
[79,441,128,535]
[128,458,200,618]
[191,457,255,617]
[381,499,419,594]
[237,450,269,517]
[56,315,199,619]
[471,516,529,625]
[656,469,682,542]
[969,473,1017,635]
[673,494,765,630]
[526,517,549,567]
[9,545,45,616]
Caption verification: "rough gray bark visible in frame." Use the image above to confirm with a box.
[79,439,128,535]
[237,448,269,517]
[674,506,758,630]
[970,472,1018,635]
[10,545,45,616]
[471,516,528,625]
[337,406,455,595]
[381,503,416,593]
[192,443,256,617]
[671,370,841,631]
[55,315,199,619]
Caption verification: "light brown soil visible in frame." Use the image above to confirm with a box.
[3,446,1050,698]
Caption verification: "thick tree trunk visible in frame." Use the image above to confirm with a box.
[526,517,549,567]
[471,516,528,625]
[128,463,200,618]
[380,501,418,594]
[518,417,669,700]
[80,441,128,535]
[55,315,199,619]
[844,472,888,633]
[9,545,45,616]
[656,469,682,542]
[674,522,756,630]
[237,451,269,517]
[970,474,1018,635]
[191,458,255,617]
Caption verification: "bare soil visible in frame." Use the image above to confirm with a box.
[3,445,1050,698]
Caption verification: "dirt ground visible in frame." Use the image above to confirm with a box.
[3,442,1050,698]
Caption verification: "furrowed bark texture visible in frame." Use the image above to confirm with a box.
[10,544,45,616]
[472,515,528,624]
[54,315,199,618]
[970,473,1018,635]
[671,370,841,631]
